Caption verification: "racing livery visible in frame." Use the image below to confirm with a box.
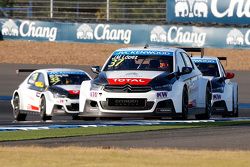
[79,46,212,120]
[11,68,91,121]
[192,57,238,117]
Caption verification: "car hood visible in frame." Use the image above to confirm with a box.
[49,85,80,95]
[105,71,164,85]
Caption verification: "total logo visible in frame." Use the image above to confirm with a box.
[175,0,250,19]
[150,26,206,47]
[226,28,250,46]
[1,19,57,41]
[107,78,151,85]
[76,23,132,44]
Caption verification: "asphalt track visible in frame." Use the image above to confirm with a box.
[0,63,250,150]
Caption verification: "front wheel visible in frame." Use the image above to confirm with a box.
[172,87,188,120]
[40,96,52,121]
[233,89,239,117]
[195,86,212,120]
[13,94,26,121]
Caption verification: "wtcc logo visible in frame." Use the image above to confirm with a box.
[226,28,250,46]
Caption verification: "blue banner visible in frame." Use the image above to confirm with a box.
[167,0,250,25]
[1,19,250,49]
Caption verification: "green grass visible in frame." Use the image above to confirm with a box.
[0,121,249,142]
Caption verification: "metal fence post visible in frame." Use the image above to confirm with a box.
[107,0,109,21]
[50,0,53,18]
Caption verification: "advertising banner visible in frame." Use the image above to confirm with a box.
[1,19,250,49]
[167,0,250,25]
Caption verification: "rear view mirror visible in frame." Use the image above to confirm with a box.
[226,72,235,79]
[181,67,193,75]
[91,66,100,74]
[35,81,45,88]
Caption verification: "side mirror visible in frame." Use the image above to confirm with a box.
[35,81,45,88]
[181,67,193,75]
[91,66,100,74]
[226,72,234,79]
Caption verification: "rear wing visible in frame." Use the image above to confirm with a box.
[217,57,227,66]
[180,48,204,58]
[16,69,37,75]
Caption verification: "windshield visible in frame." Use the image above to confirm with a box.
[193,60,220,77]
[104,54,173,72]
[47,71,90,86]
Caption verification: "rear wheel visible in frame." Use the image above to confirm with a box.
[13,94,26,121]
[40,96,52,121]
[233,89,239,117]
[196,86,212,120]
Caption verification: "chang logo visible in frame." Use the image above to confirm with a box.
[150,26,167,42]
[175,0,208,18]
[76,24,94,40]
[1,19,19,36]
[226,29,244,45]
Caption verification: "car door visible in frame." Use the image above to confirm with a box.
[180,52,199,107]
[23,72,46,112]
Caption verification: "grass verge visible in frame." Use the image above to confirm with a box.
[0,121,249,142]
[0,146,250,167]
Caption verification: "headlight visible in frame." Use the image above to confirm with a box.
[90,83,104,91]
[152,84,172,91]
[212,87,224,93]
[53,93,67,98]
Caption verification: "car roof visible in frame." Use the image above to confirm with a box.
[114,46,181,54]
[35,68,86,73]
[191,56,219,61]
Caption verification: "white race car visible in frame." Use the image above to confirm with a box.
[192,56,238,117]
[11,68,92,121]
[79,46,212,120]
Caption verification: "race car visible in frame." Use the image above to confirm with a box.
[191,56,238,117]
[79,46,212,120]
[11,68,92,121]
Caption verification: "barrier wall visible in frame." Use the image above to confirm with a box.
[167,0,250,25]
[1,19,250,49]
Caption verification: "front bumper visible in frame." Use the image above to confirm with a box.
[52,98,79,115]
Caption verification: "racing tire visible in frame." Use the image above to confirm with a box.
[40,96,52,121]
[172,87,188,120]
[195,86,212,120]
[233,88,239,117]
[13,94,27,121]
[72,114,80,120]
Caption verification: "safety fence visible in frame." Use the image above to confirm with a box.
[1,18,250,49]
[0,0,166,23]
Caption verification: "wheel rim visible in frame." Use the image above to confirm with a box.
[206,88,212,118]
[13,95,20,118]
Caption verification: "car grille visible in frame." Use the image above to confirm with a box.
[100,98,154,111]
[67,94,79,99]
[104,84,152,93]
[66,103,79,111]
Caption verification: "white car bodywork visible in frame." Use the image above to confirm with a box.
[192,56,238,117]
[79,46,212,119]
[11,68,91,121]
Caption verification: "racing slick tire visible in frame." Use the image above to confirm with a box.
[195,86,212,120]
[233,89,239,117]
[40,96,52,121]
[172,87,189,120]
[72,114,80,120]
[13,94,27,121]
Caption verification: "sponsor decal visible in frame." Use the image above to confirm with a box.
[150,26,206,47]
[1,19,58,41]
[226,28,250,46]
[36,92,41,97]
[213,94,221,100]
[27,104,39,111]
[113,50,173,56]
[90,91,98,98]
[173,0,250,19]
[68,90,80,95]
[157,92,168,98]
[76,23,132,44]
[175,0,208,18]
[108,78,151,86]
[192,59,217,64]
